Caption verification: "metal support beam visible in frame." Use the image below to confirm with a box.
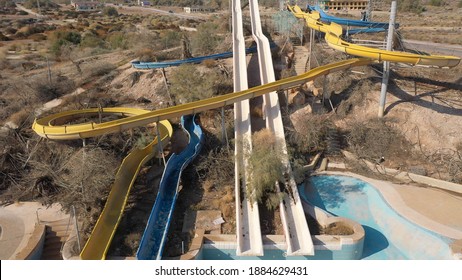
[378,1,397,118]
[155,122,166,166]
[72,205,82,253]
[221,107,229,149]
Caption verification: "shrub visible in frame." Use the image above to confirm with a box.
[79,32,105,48]
[459,0,462,8]
[106,32,127,49]
[202,59,216,68]
[169,64,216,103]
[135,48,156,62]
[429,0,443,6]
[0,32,9,41]
[398,0,426,13]
[191,22,221,56]
[29,33,47,41]
[102,6,118,17]
[31,73,76,102]
[247,129,285,210]
[49,30,81,57]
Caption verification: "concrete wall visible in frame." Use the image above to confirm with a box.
[342,151,462,195]
[14,224,46,260]
[194,230,364,260]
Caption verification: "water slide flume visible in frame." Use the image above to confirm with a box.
[232,0,263,256]
[288,4,460,68]
[249,0,313,256]
[309,5,396,29]
[136,115,203,260]
[131,47,258,69]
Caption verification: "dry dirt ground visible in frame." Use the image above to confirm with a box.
[330,62,462,179]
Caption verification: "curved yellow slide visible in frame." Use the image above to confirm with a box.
[35,108,172,259]
[288,5,460,68]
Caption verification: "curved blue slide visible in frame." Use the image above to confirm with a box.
[309,5,399,34]
[136,114,204,260]
[132,46,258,69]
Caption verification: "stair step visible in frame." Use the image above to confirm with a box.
[41,253,62,260]
[46,224,71,231]
[46,235,68,242]
[43,242,64,251]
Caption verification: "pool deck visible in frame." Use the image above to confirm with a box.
[320,171,462,241]
[0,202,68,260]
[2,173,461,260]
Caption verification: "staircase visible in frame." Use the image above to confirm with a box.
[40,218,72,260]
[293,46,310,75]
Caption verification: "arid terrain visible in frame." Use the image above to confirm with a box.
[1,0,461,258]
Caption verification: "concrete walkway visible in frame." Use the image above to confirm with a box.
[393,184,462,233]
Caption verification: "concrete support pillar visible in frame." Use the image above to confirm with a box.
[378,0,397,118]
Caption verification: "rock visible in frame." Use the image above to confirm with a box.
[408,166,427,176]
[288,91,306,107]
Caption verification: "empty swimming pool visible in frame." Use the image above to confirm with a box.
[300,175,454,259]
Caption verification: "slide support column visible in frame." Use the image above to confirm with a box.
[378,0,397,118]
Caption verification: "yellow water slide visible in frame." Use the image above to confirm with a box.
[288,5,460,68]
[34,108,172,259]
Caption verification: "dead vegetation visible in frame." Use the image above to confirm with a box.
[322,222,354,235]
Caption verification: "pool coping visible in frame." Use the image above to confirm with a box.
[316,171,462,240]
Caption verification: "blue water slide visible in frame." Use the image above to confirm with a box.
[136,114,204,260]
[132,46,258,69]
[309,5,399,30]
[347,27,386,35]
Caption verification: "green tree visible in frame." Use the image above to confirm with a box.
[247,129,285,210]
[191,22,220,56]
[49,30,81,57]
[169,64,216,103]
[102,6,119,17]
[161,30,182,49]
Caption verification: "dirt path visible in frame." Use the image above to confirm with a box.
[403,39,462,57]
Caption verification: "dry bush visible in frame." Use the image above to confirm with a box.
[422,145,462,184]
[322,222,354,235]
[29,33,47,41]
[347,118,413,162]
[251,106,263,118]
[88,61,116,77]
[135,48,156,62]
[30,73,76,102]
[202,59,216,68]
[288,113,334,155]
[196,147,234,188]
[334,78,375,118]
[8,109,32,127]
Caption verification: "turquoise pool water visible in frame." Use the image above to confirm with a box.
[300,175,453,260]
